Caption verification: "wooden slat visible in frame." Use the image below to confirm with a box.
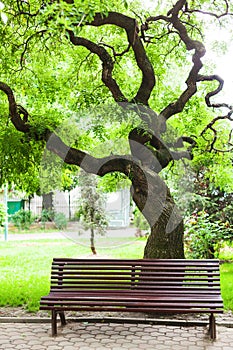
[51,280,221,285]
[51,270,220,276]
[40,306,224,314]
[41,297,223,304]
[50,288,221,295]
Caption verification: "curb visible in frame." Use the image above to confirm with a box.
[0,316,233,328]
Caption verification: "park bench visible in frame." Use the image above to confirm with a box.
[39,258,223,339]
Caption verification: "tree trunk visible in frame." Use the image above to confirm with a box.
[42,192,54,212]
[131,168,185,259]
[143,216,184,259]
[90,227,97,255]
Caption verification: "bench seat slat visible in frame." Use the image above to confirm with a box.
[41,292,223,300]
[41,303,223,310]
[40,306,224,314]
[41,298,222,308]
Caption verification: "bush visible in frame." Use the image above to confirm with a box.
[54,212,67,230]
[40,209,55,229]
[133,208,150,234]
[11,209,35,231]
[0,203,6,227]
[184,211,233,259]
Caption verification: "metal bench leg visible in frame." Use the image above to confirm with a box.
[51,310,57,337]
[209,314,216,340]
[59,311,66,326]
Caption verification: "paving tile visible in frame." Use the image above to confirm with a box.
[0,321,233,349]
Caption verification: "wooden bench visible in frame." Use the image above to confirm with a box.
[39,258,223,339]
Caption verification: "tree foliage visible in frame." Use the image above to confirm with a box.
[1,0,233,258]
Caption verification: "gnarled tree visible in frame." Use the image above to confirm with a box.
[1,0,233,258]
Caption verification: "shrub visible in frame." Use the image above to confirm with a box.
[0,203,6,227]
[54,212,67,230]
[11,209,35,231]
[133,208,150,235]
[184,211,233,259]
[40,209,55,229]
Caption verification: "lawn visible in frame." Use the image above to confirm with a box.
[0,235,232,312]
[0,236,146,311]
[220,263,233,311]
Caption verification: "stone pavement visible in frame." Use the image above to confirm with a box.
[0,320,233,350]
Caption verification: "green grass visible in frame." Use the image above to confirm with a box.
[220,263,233,311]
[0,237,146,311]
[0,236,233,312]
[0,239,86,311]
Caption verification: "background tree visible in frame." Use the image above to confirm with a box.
[0,0,233,258]
[76,170,108,255]
[61,168,79,220]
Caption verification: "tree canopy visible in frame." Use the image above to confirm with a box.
[1,0,233,258]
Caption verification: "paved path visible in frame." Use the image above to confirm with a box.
[0,321,233,350]
[1,227,138,241]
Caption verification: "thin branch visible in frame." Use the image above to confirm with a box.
[228,129,233,144]
[201,114,233,137]
[99,42,131,58]
[197,74,233,110]
[19,30,47,68]
[208,126,218,151]
[186,0,233,19]
[200,112,233,152]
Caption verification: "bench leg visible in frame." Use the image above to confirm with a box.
[209,314,216,340]
[59,311,66,326]
[51,310,57,337]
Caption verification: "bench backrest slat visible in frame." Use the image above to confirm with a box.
[49,258,221,293]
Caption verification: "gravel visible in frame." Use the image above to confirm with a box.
[0,307,233,325]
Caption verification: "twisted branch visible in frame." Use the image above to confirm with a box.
[68,30,128,103]
[78,12,156,105]
[0,82,30,133]
[146,0,206,120]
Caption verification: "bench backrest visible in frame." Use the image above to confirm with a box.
[49,258,221,295]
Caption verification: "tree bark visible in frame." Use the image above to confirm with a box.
[42,192,54,213]
[90,227,97,255]
[143,208,185,259]
[130,167,185,259]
